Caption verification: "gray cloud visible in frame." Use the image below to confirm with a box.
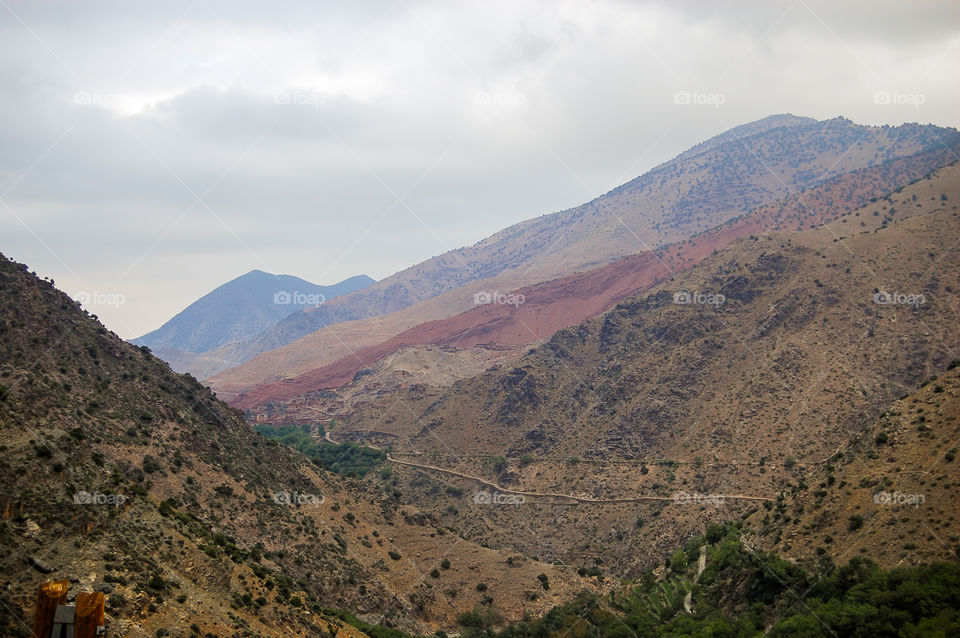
[0,0,958,337]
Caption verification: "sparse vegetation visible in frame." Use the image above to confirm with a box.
[254,424,386,477]
[848,514,865,531]
[479,530,960,638]
[536,573,549,590]
[3,115,960,637]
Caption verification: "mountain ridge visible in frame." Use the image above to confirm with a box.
[0,254,592,635]
[219,135,960,415]
[330,160,960,574]
[133,270,375,357]
[181,116,959,380]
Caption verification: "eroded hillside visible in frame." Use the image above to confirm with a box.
[222,135,960,420]
[335,161,960,576]
[185,116,958,378]
[0,256,594,636]
[748,363,960,569]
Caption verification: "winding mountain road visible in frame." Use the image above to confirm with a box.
[323,430,773,504]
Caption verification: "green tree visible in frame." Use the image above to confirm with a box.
[670,549,687,574]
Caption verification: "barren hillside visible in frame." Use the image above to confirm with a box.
[183,116,958,379]
[749,363,960,569]
[222,139,960,424]
[0,255,594,636]
[332,162,960,574]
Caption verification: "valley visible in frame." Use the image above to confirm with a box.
[4,114,960,637]
[6,2,960,634]
[326,158,960,577]
[218,123,960,423]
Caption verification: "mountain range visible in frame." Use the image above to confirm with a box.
[4,113,960,636]
[159,115,959,382]
[333,159,960,573]
[0,253,593,636]
[132,270,374,376]
[222,137,960,415]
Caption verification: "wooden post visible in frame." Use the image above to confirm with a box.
[74,592,105,638]
[51,605,75,638]
[32,580,68,638]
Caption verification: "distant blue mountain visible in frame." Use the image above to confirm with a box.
[133,270,375,354]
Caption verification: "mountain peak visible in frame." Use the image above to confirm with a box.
[133,269,375,356]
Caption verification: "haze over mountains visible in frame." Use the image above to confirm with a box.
[154,115,959,383]
[174,115,960,418]
[224,135,960,415]
[133,270,374,376]
[5,113,960,637]
[334,160,960,570]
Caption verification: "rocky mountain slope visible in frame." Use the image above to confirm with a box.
[225,252,672,408]
[331,161,960,575]
[190,116,959,379]
[219,136,960,418]
[749,362,960,569]
[133,270,374,372]
[0,255,592,637]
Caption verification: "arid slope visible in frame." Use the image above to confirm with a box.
[220,139,960,418]
[329,162,960,574]
[190,116,957,379]
[0,255,593,636]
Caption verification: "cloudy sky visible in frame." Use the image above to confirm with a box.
[1,0,958,338]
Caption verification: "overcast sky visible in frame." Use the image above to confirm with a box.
[1,0,958,338]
